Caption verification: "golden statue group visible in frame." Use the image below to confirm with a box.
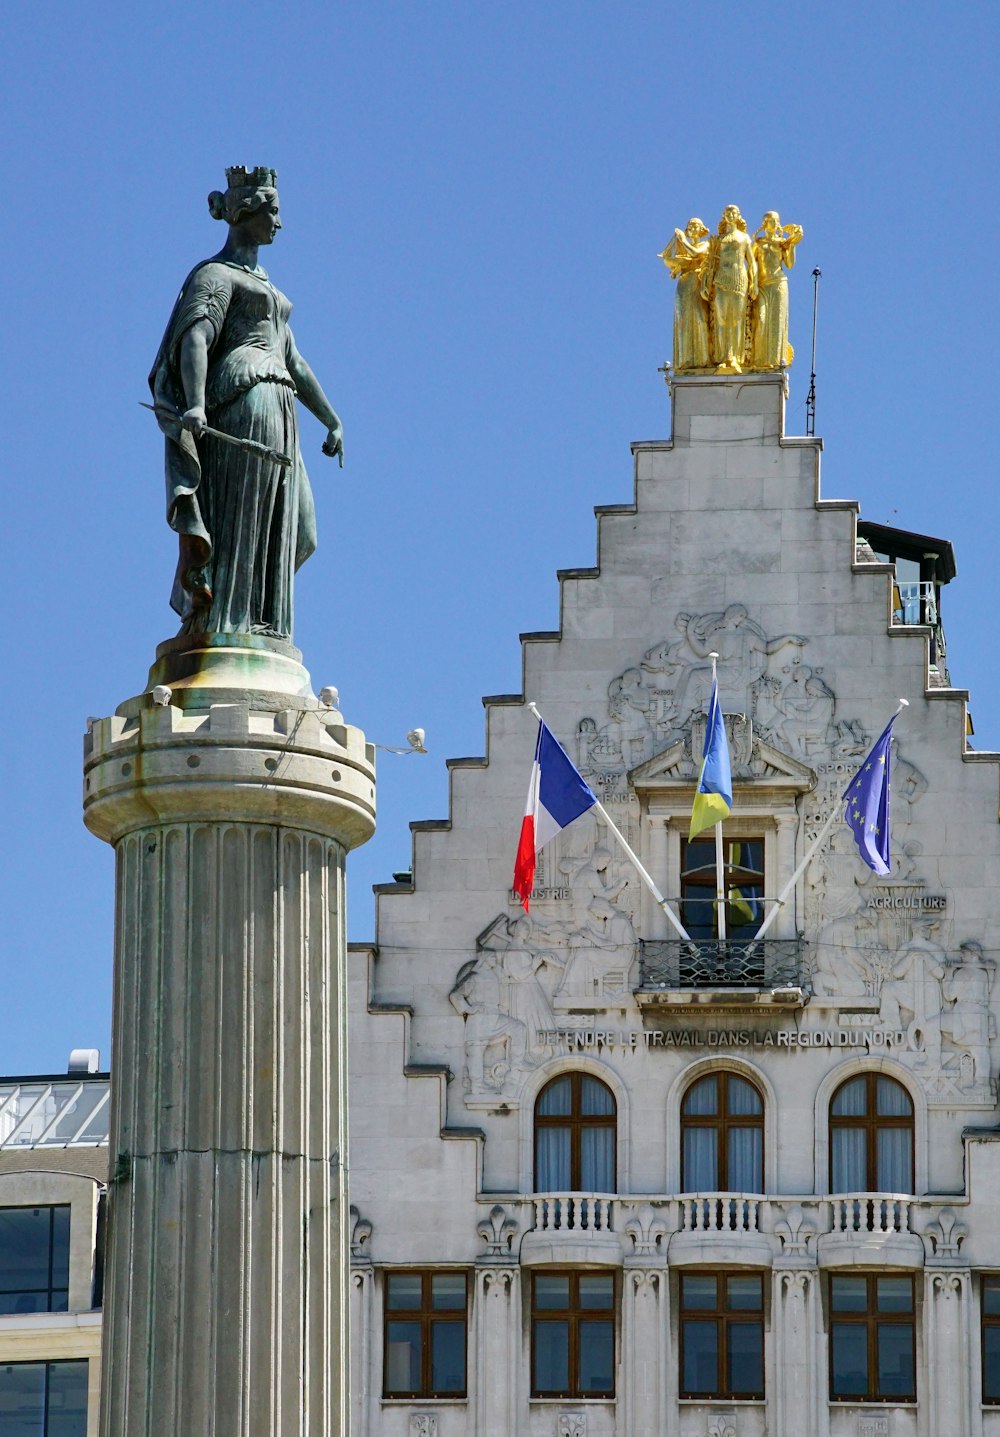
[659,205,803,374]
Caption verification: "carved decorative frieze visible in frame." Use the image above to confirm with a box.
[409,1416,438,1437]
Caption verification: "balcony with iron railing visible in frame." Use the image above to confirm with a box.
[635,938,810,1010]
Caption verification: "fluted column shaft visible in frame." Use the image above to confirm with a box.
[85,699,375,1437]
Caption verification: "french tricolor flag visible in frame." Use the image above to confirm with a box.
[513,719,598,910]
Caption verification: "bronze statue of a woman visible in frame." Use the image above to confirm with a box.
[149,167,342,642]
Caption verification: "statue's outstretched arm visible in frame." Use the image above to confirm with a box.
[286,327,344,464]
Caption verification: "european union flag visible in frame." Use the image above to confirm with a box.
[843,714,899,875]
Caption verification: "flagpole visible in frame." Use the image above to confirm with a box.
[527,703,693,941]
[709,654,727,942]
[750,698,910,946]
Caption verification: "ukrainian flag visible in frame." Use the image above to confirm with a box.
[689,679,733,841]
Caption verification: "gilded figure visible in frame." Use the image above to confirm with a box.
[658,218,711,371]
[701,204,758,373]
[751,211,803,370]
[149,166,343,641]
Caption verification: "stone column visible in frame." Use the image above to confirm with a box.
[925,1270,974,1437]
[84,644,374,1437]
[772,1269,826,1437]
[621,1267,666,1437]
[474,1267,520,1436]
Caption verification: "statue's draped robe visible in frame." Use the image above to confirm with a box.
[149,260,316,639]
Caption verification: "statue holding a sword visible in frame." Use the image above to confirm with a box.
[147,166,343,641]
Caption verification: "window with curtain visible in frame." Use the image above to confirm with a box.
[680,1072,764,1192]
[829,1274,915,1402]
[680,836,765,941]
[383,1271,467,1398]
[534,1074,616,1192]
[829,1074,914,1193]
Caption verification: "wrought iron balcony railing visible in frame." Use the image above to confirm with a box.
[637,938,808,993]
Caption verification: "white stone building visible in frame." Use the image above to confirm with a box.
[5,374,1000,1437]
[0,1056,108,1435]
[347,373,1000,1437]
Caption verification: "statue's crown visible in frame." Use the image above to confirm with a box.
[225,165,277,191]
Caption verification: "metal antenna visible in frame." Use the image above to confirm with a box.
[805,267,821,437]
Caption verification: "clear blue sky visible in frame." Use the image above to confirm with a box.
[3,2,998,1075]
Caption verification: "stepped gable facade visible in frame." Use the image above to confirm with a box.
[348,372,1000,1437]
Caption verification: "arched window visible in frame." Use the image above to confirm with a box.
[829,1073,914,1193]
[681,1072,764,1193]
[534,1074,616,1192]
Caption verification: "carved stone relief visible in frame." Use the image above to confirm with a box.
[706,1421,737,1437]
[623,1203,669,1260]
[921,1207,968,1262]
[774,1205,816,1260]
[477,1204,519,1261]
[455,846,640,1101]
[409,1416,438,1437]
[349,1205,373,1264]
[557,1415,587,1437]
[576,604,871,801]
[857,1417,889,1437]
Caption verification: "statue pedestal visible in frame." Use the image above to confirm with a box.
[85,650,375,1435]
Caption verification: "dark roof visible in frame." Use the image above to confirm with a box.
[857,520,957,583]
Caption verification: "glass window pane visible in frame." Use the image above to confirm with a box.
[683,1076,718,1116]
[876,1128,912,1192]
[682,1318,718,1394]
[877,1277,913,1313]
[578,1275,614,1310]
[727,1127,762,1192]
[727,1077,762,1116]
[831,1322,868,1396]
[45,1361,89,1436]
[0,1209,53,1295]
[832,1077,867,1116]
[683,1128,718,1191]
[430,1274,465,1311]
[578,1321,614,1394]
[681,1273,718,1310]
[430,1320,465,1394]
[831,1129,867,1192]
[534,1275,569,1310]
[385,1323,421,1394]
[386,1274,422,1310]
[0,1362,47,1437]
[876,1077,912,1116]
[533,1321,569,1393]
[535,1128,571,1190]
[985,1279,1000,1316]
[727,1275,762,1310]
[831,1276,868,1312]
[537,1078,572,1116]
[984,1326,1000,1401]
[580,1078,614,1117]
[877,1322,915,1398]
[727,1320,764,1395]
